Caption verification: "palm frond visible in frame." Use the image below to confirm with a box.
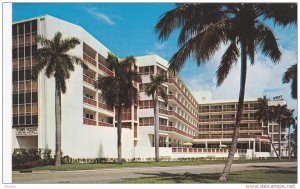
[216,40,240,86]
[60,37,80,53]
[256,22,281,63]
[282,64,297,99]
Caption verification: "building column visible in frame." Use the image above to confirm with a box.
[205,141,208,148]
[253,141,256,158]
[259,140,261,152]
[248,140,251,149]
[166,135,169,147]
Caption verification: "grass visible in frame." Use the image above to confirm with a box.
[113,167,297,183]
[18,158,296,172]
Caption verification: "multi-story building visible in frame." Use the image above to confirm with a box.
[11,15,288,160]
[197,98,287,157]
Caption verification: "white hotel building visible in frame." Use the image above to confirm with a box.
[12,15,287,160]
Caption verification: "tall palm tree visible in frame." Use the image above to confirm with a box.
[145,74,168,163]
[94,53,141,164]
[155,3,296,181]
[254,96,279,159]
[272,104,294,160]
[282,64,297,99]
[32,32,87,166]
[290,117,297,158]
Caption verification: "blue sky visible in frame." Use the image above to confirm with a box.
[13,3,297,112]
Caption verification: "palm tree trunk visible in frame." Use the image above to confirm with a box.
[117,106,122,164]
[288,125,291,159]
[219,39,247,182]
[279,121,282,160]
[154,96,160,164]
[55,79,62,166]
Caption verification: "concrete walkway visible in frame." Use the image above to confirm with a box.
[12,161,297,183]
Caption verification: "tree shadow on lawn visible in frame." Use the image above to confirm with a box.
[131,171,253,184]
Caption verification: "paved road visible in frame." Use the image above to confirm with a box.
[12,161,297,183]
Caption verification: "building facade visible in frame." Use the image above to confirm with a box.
[12,15,288,160]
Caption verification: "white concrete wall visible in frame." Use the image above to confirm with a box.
[35,15,134,159]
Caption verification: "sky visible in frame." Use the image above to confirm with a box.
[13,3,298,113]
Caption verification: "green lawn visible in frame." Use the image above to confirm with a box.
[20,159,295,171]
[113,167,297,183]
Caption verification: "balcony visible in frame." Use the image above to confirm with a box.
[98,63,114,77]
[13,103,38,115]
[83,53,97,67]
[172,147,247,153]
[160,125,194,139]
[98,121,114,127]
[83,74,95,86]
[13,80,38,93]
[168,78,197,109]
[98,102,113,112]
[83,97,97,107]
[83,118,97,126]
[167,94,197,119]
[198,127,262,132]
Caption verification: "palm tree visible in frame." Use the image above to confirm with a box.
[32,32,87,166]
[290,117,297,158]
[254,96,280,159]
[155,3,296,181]
[94,53,141,164]
[282,64,297,99]
[271,104,294,160]
[145,74,168,163]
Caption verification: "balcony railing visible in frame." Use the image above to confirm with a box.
[195,134,268,140]
[98,121,114,127]
[83,53,97,67]
[13,80,38,93]
[160,126,194,139]
[198,127,263,132]
[83,97,97,107]
[199,107,256,113]
[98,63,114,77]
[168,78,197,109]
[83,118,96,126]
[160,109,198,130]
[167,95,197,119]
[172,147,247,153]
[98,102,114,112]
[13,103,38,115]
[83,75,95,86]
[13,33,37,47]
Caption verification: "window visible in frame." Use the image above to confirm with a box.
[19,47,24,58]
[19,116,25,125]
[85,113,94,120]
[31,20,37,32]
[25,116,31,124]
[19,93,24,104]
[25,45,31,57]
[139,117,154,126]
[32,92,38,102]
[32,45,37,56]
[32,115,38,124]
[19,70,24,81]
[25,93,31,103]
[12,70,18,81]
[12,25,17,36]
[13,94,18,104]
[12,48,18,59]
[25,22,31,33]
[25,69,32,80]
[159,118,167,126]
[18,24,24,35]
[13,117,18,125]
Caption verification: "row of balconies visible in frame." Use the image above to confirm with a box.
[12,58,38,70]
[195,134,269,140]
[172,147,247,153]
[13,103,38,115]
[12,33,37,47]
[13,80,38,93]
[167,94,198,120]
[159,108,198,130]
[83,96,113,112]
[198,127,263,132]
[199,117,256,122]
[168,78,198,109]
[83,118,114,127]
[83,53,114,77]
[199,106,257,113]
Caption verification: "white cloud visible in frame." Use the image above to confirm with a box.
[85,8,115,26]
[184,44,297,113]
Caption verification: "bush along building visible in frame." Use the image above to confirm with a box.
[12,15,288,161]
